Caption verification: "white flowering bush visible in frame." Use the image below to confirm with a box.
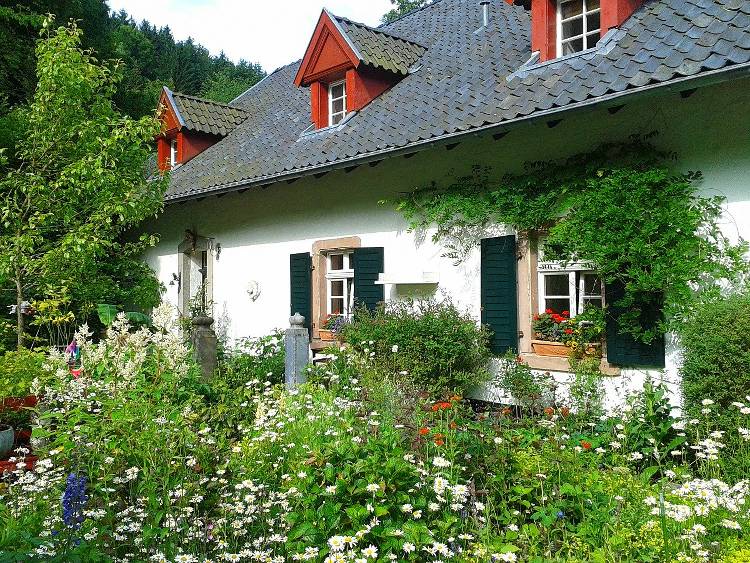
[2,311,750,561]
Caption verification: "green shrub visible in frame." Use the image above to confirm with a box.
[0,348,46,398]
[340,299,491,396]
[219,331,285,388]
[496,352,546,412]
[680,292,750,416]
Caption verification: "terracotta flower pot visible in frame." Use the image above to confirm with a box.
[531,340,570,357]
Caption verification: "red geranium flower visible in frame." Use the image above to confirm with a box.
[545,308,553,314]
[562,310,570,317]
[564,328,573,335]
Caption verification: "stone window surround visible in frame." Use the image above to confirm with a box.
[311,236,361,348]
[517,231,620,375]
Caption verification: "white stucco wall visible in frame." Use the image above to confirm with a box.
[143,77,750,408]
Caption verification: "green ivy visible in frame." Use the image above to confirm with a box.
[395,136,748,343]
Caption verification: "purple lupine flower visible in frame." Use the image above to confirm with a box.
[62,472,87,529]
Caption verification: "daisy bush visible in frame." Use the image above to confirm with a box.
[1,306,750,561]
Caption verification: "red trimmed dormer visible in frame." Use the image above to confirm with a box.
[156,87,249,172]
[507,0,643,63]
[294,10,426,130]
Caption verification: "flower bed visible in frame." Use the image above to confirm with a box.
[0,310,749,561]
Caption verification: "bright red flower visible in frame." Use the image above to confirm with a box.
[581,440,592,450]
[545,308,553,314]
[562,310,570,317]
[564,328,573,335]
[419,427,430,435]
[434,438,445,446]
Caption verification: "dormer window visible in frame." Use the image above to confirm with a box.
[557,0,601,56]
[294,10,426,130]
[328,80,347,126]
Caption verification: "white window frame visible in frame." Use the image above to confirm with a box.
[328,80,347,127]
[537,241,602,316]
[170,138,178,168]
[326,251,355,318]
[556,0,601,57]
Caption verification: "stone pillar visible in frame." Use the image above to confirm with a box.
[191,316,217,380]
[285,313,309,388]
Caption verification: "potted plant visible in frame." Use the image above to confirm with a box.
[319,314,348,341]
[0,423,13,459]
[531,309,572,356]
[531,306,604,358]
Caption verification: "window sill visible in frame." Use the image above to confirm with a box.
[519,353,621,376]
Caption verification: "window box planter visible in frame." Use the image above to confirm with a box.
[531,340,570,357]
[318,329,337,342]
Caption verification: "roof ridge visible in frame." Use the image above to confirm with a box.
[377,0,443,30]
[172,91,250,112]
[333,13,427,48]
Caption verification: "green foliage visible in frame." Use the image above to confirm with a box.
[568,356,604,419]
[340,299,491,396]
[680,291,750,418]
[2,330,750,560]
[381,0,430,23]
[0,18,167,347]
[199,61,264,104]
[219,331,285,388]
[0,348,46,398]
[396,137,749,344]
[496,352,546,412]
[0,3,265,119]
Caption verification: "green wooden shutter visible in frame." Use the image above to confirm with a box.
[481,235,518,355]
[353,247,384,312]
[289,252,312,331]
[605,280,665,367]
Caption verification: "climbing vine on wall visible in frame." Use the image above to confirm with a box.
[395,135,749,344]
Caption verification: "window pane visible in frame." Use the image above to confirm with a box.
[331,298,344,315]
[331,113,344,125]
[583,274,602,296]
[329,254,344,270]
[561,0,583,19]
[330,83,344,98]
[562,17,583,39]
[331,280,344,297]
[585,32,599,48]
[587,11,600,33]
[562,37,584,55]
[545,274,570,296]
[587,0,600,11]
[545,298,571,314]
[582,297,603,309]
[332,98,344,114]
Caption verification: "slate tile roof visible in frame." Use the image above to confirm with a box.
[332,14,427,75]
[166,0,750,201]
[170,91,249,137]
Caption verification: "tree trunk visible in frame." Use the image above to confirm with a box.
[15,270,24,350]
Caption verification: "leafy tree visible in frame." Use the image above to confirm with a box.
[200,60,264,103]
[0,18,166,348]
[381,0,430,24]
